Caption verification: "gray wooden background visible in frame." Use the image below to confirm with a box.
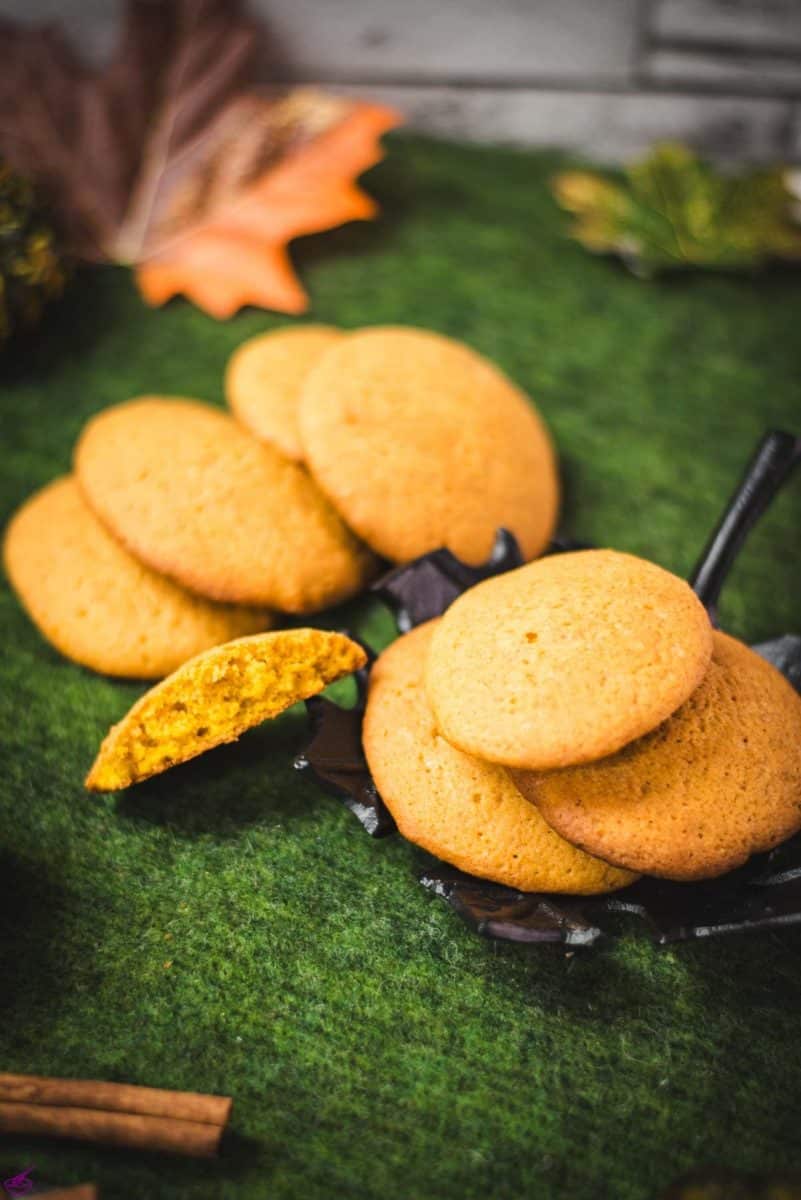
[2,0,800,162]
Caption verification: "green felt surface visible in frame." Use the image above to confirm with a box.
[1,134,801,1200]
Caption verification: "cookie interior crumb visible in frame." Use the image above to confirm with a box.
[86,629,366,791]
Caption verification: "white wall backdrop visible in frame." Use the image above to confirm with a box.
[1,0,799,162]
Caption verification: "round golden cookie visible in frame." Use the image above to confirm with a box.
[3,476,274,678]
[298,326,559,565]
[513,631,801,881]
[426,549,713,771]
[363,622,637,895]
[74,397,378,613]
[226,325,343,461]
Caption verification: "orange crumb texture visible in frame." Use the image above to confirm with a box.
[85,629,366,792]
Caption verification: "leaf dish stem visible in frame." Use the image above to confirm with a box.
[689,429,800,625]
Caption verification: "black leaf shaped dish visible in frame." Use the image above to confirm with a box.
[296,431,801,946]
[296,697,396,839]
[420,835,801,947]
[372,527,524,632]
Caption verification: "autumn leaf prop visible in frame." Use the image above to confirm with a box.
[552,143,801,277]
[137,90,400,317]
[0,0,401,317]
[0,0,258,263]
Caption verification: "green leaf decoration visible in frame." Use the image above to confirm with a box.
[552,143,801,277]
[0,159,68,345]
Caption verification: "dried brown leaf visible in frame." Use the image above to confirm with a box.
[0,0,399,315]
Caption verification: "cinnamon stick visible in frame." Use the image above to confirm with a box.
[0,1074,230,1125]
[0,1074,232,1157]
[37,1188,97,1200]
[0,1100,223,1157]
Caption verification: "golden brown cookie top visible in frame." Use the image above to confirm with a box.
[514,631,801,880]
[363,622,637,895]
[298,326,559,565]
[86,628,367,790]
[226,324,343,461]
[3,476,274,678]
[74,397,378,613]
[425,548,713,770]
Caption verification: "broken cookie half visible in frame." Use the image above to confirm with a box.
[86,629,367,791]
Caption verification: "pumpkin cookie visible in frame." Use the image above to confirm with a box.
[3,477,274,678]
[75,397,378,613]
[363,622,637,895]
[86,629,367,790]
[426,549,713,771]
[226,325,343,460]
[298,326,559,564]
[513,631,801,881]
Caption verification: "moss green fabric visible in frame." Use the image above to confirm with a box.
[1,136,800,1200]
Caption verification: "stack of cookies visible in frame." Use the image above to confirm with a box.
[226,324,559,565]
[3,325,559,679]
[364,549,801,889]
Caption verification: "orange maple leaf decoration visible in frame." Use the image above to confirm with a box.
[137,94,401,318]
[0,0,401,320]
